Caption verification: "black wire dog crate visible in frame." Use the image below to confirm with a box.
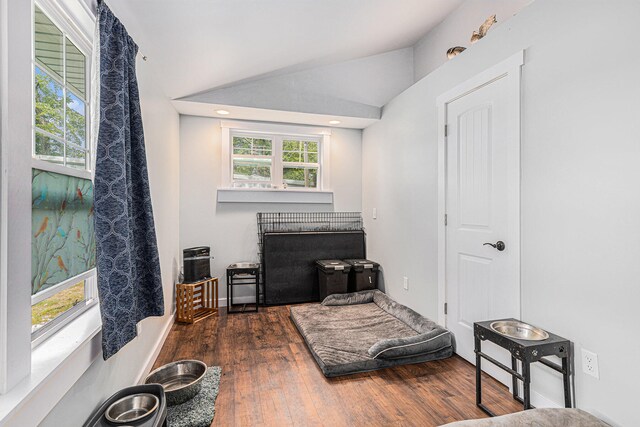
[256,212,364,303]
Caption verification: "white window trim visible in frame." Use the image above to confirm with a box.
[217,187,334,204]
[30,0,97,346]
[32,157,90,180]
[32,1,93,174]
[0,1,100,423]
[219,121,332,203]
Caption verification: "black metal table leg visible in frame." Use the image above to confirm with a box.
[475,336,482,407]
[522,361,531,410]
[511,356,519,401]
[475,336,497,416]
[562,352,572,407]
[226,272,231,309]
[255,275,259,307]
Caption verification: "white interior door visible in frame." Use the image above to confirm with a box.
[445,74,520,386]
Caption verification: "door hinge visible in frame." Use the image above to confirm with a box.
[444,302,448,315]
[444,214,448,226]
[444,124,448,137]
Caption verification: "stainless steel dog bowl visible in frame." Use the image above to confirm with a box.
[490,320,549,341]
[145,360,207,406]
[104,393,159,424]
[228,262,259,269]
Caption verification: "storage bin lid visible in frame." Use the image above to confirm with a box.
[183,246,210,256]
[343,259,379,270]
[315,260,351,272]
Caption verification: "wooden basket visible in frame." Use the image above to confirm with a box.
[176,277,219,323]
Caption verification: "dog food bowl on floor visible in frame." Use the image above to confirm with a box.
[104,393,159,424]
[228,262,260,269]
[145,360,207,406]
[490,320,549,341]
[83,384,166,427]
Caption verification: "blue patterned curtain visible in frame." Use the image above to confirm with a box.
[94,0,164,359]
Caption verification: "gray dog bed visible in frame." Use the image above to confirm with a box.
[290,290,453,377]
[440,408,609,426]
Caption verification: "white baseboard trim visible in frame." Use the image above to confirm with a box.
[136,314,175,384]
[218,296,259,307]
[530,389,562,409]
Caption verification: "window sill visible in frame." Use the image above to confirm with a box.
[217,188,333,204]
[0,305,102,425]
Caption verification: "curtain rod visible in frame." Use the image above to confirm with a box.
[82,0,148,61]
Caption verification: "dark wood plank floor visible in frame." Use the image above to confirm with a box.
[153,305,522,426]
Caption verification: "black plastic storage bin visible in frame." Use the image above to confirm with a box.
[344,259,379,292]
[183,246,212,283]
[315,260,351,301]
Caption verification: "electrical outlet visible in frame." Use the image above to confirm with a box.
[372,208,377,219]
[403,276,408,290]
[582,349,599,379]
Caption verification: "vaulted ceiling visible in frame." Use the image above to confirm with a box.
[108,0,462,100]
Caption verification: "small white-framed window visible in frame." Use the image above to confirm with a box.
[30,2,97,346]
[33,4,90,169]
[223,122,330,191]
[282,137,320,189]
[231,133,275,187]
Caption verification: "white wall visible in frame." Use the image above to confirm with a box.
[363,0,639,425]
[413,0,532,81]
[179,115,362,302]
[40,58,181,427]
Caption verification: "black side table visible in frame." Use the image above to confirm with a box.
[474,319,572,416]
[226,263,260,314]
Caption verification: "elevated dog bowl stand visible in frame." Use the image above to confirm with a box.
[474,318,572,416]
[226,264,259,314]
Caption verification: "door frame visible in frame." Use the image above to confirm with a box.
[436,50,524,327]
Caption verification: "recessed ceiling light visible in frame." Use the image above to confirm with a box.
[216,109,230,115]
[329,120,341,125]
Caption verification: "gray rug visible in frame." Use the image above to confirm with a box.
[167,366,222,427]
